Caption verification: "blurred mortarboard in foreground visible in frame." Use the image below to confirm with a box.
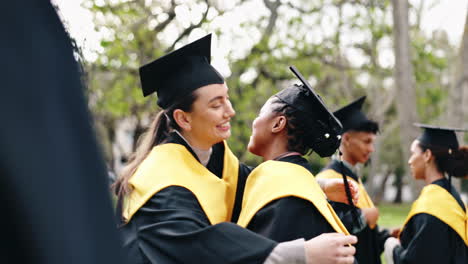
[273,66,343,157]
[139,34,224,108]
[333,96,372,132]
[414,123,467,149]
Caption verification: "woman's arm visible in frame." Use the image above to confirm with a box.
[391,214,452,264]
[126,186,276,263]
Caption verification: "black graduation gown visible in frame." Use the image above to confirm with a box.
[1,2,125,264]
[321,159,389,264]
[393,178,468,264]
[246,155,337,241]
[119,133,276,264]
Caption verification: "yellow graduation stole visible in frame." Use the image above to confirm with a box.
[237,160,350,235]
[123,142,239,225]
[316,169,376,228]
[401,184,468,246]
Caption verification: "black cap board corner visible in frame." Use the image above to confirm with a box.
[414,123,467,149]
[288,65,343,129]
[272,65,343,157]
[139,33,224,108]
[333,96,370,132]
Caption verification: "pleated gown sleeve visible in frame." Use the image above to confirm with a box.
[247,196,336,242]
[245,156,337,242]
[119,135,276,263]
[393,213,467,264]
[121,186,276,264]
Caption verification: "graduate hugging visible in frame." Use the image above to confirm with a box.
[237,66,353,241]
[113,34,358,264]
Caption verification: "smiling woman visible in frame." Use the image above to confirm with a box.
[175,83,235,150]
[112,34,276,264]
[112,33,358,264]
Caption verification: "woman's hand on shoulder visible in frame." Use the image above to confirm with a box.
[304,233,357,264]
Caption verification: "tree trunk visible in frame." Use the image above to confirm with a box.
[391,0,421,199]
[447,9,468,191]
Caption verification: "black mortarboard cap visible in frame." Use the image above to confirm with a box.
[274,66,343,157]
[139,34,224,108]
[414,123,467,149]
[333,96,371,132]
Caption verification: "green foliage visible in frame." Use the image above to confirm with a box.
[411,33,453,122]
[81,0,463,198]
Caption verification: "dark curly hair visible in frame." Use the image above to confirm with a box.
[419,143,468,178]
[269,96,339,156]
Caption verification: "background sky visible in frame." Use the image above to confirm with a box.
[53,0,468,73]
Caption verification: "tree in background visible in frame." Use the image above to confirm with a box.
[448,9,468,191]
[78,0,467,201]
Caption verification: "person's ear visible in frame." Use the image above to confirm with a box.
[342,132,351,146]
[272,115,287,133]
[423,149,433,163]
[173,109,192,131]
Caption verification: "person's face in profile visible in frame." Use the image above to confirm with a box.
[183,83,235,148]
[248,97,278,157]
[408,140,426,180]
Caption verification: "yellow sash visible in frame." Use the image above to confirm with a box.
[237,160,350,235]
[316,169,376,228]
[401,184,468,246]
[123,142,239,225]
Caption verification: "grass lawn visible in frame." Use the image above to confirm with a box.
[376,203,412,264]
[378,202,412,228]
